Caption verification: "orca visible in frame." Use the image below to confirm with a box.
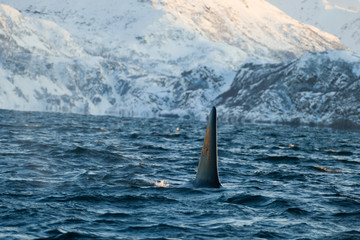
[193,106,221,188]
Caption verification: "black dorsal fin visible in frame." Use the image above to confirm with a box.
[193,107,221,188]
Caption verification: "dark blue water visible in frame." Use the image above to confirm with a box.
[1,109,360,240]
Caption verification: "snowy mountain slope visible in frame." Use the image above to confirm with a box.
[0,4,85,57]
[0,4,119,114]
[2,0,346,66]
[0,4,226,118]
[267,0,360,53]
[216,51,360,129]
[153,0,345,61]
[0,1,353,124]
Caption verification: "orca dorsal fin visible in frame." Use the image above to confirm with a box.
[193,107,221,188]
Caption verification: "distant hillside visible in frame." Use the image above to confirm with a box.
[268,0,360,53]
[216,51,360,129]
[0,1,355,127]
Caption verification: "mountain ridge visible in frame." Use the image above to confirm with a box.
[216,50,360,129]
[0,1,358,129]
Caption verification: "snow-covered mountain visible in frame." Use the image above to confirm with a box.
[0,2,229,118]
[0,1,355,126]
[0,4,85,58]
[216,51,360,129]
[1,0,346,65]
[267,0,360,53]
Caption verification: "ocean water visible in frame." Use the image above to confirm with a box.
[0,109,360,240]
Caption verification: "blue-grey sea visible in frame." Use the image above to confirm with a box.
[0,109,359,239]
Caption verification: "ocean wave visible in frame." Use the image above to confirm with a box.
[1,110,360,239]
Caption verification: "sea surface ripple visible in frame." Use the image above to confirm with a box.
[0,109,360,239]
